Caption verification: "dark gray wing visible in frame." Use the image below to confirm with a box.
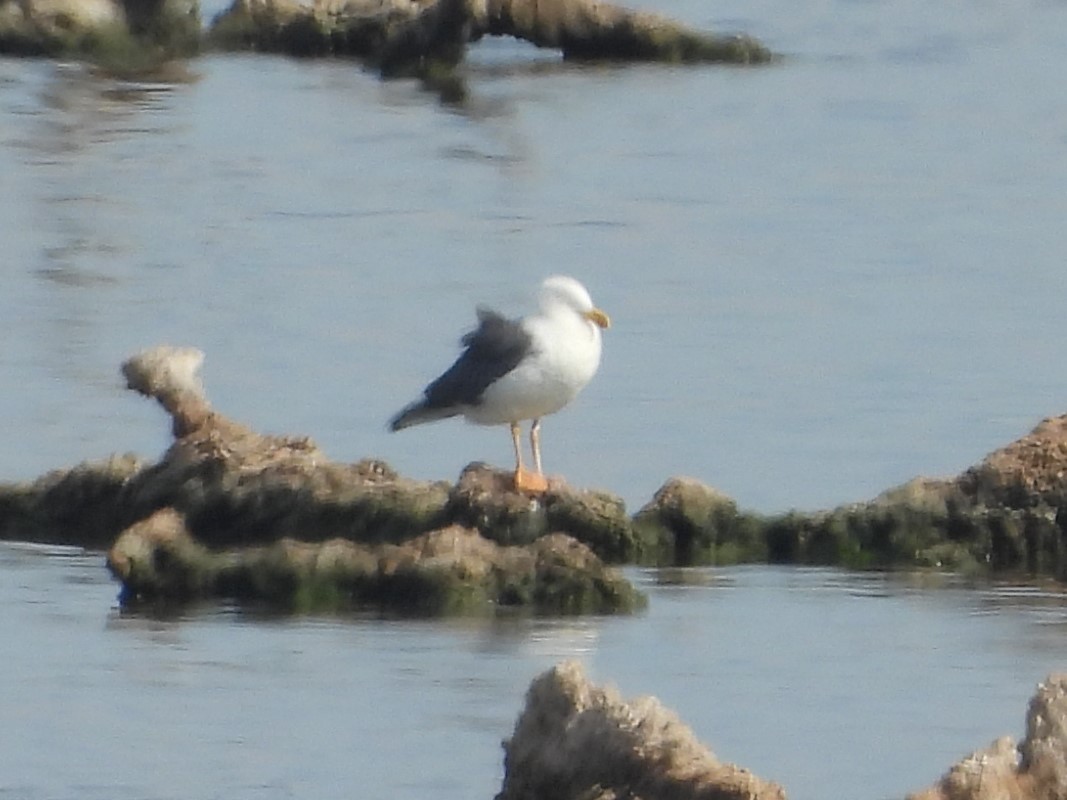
[423,307,533,409]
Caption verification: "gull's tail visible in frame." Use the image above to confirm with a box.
[389,400,459,431]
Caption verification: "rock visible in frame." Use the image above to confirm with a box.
[908,737,1027,800]
[206,0,773,66]
[0,0,197,64]
[908,673,1067,800]
[496,660,786,800]
[106,506,216,601]
[723,419,1067,575]
[0,454,147,547]
[870,476,960,515]
[107,508,646,614]
[19,345,1067,586]
[125,444,452,547]
[447,462,638,562]
[118,346,453,545]
[1019,673,1067,795]
[121,346,212,437]
[632,476,765,565]
[957,415,1067,510]
[0,0,126,54]
[0,346,648,593]
[468,0,773,63]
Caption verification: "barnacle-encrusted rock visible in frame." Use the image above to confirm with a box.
[496,660,786,800]
[908,673,1067,800]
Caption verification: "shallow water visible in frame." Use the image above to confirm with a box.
[4,0,1067,797]
[4,543,1067,800]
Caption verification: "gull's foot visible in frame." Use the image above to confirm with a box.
[514,466,550,495]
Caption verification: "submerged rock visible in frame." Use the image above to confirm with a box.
[107,507,646,614]
[908,673,1067,800]
[496,660,785,800]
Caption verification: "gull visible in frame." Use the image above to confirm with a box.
[389,275,610,493]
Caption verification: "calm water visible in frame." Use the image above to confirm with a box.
[4,0,1067,797]
[4,543,1067,800]
[2,0,1067,513]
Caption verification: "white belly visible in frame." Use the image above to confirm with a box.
[463,315,602,426]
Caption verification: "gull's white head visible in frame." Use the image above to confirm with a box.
[539,275,611,330]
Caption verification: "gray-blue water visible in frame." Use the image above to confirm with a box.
[4,0,1067,796]
[5,545,1067,800]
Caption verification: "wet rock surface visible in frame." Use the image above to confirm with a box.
[496,660,786,800]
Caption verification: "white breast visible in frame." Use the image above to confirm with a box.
[463,308,602,425]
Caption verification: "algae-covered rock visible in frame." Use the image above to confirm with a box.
[742,416,1067,577]
[758,496,1064,575]
[0,0,127,54]
[125,446,451,547]
[469,0,772,64]
[0,346,647,579]
[206,0,774,66]
[633,476,765,565]
[446,463,638,563]
[496,660,786,800]
[20,344,1067,589]
[907,673,1067,800]
[0,0,197,65]
[629,415,1067,575]
[118,346,452,545]
[108,507,646,614]
[0,454,147,547]
[106,506,217,600]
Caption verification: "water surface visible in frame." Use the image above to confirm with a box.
[3,0,1067,512]
[3,544,1067,800]
[4,2,1067,798]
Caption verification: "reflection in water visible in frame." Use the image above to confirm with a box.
[11,64,183,388]
[648,566,728,588]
